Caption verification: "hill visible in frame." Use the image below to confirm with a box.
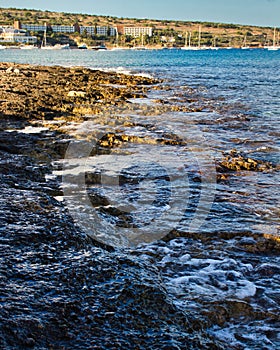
[0,7,277,48]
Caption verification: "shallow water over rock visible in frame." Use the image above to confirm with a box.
[0,53,279,349]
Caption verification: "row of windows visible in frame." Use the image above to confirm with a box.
[124,27,153,37]
[14,23,153,37]
[80,26,116,36]
[0,34,37,43]
[22,24,46,31]
[52,25,76,33]
[21,24,116,36]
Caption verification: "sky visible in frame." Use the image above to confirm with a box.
[0,0,279,27]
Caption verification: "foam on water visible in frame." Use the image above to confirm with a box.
[1,48,279,348]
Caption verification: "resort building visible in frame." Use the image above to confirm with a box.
[17,21,80,33]
[9,21,154,40]
[123,27,153,37]
[51,25,76,33]
[0,27,37,43]
[80,26,116,37]
[21,24,47,32]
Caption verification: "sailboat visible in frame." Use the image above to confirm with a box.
[40,23,70,50]
[110,30,129,51]
[181,32,193,50]
[241,35,250,49]
[181,27,203,50]
[209,36,219,50]
[267,27,280,51]
[131,33,147,50]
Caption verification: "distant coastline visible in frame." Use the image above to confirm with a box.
[0,8,278,49]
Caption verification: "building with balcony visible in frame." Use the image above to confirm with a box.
[124,27,153,37]
[80,26,116,37]
[51,25,76,33]
[0,27,37,43]
[21,24,46,32]
[19,22,79,33]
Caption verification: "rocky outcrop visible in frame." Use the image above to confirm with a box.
[0,64,227,349]
[0,63,159,121]
[217,149,276,173]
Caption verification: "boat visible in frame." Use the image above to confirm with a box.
[109,30,130,50]
[90,45,107,51]
[181,32,193,50]
[41,43,70,50]
[0,45,6,50]
[181,27,205,50]
[131,34,148,50]
[181,31,200,50]
[78,43,88,49]
[266,27,280,51]
[56,44,70,50]
[40,24,70,50]
[40,24,53,50]
[20,45,39,50]
[130,46,147,50]
[208,36,220,50]
[110,47,129,51]
[241,35,250,49]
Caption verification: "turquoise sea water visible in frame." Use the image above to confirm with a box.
[1,48,279,348]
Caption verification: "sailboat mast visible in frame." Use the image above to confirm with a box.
[184,32,187,47]
[43,23,47,47]
[198,25,201,48]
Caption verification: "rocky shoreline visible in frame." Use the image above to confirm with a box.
[0,63,227,349]
[0,63,279,349]
[0,62,160,122]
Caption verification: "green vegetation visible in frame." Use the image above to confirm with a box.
[0,7,276,48]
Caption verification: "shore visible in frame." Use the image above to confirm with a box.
[0,63,279,349]
[0,63,227,349]
[0,62,159,122]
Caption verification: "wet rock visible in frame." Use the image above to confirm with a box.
[217,149,276,173]
[255,263,280,276]
[0,63,159,121]
[0,71,226,349]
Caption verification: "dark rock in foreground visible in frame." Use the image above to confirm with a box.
[0,64,224,349]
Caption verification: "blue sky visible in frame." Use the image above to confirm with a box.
[0,0,279,27]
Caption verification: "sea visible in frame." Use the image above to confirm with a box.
[1,48,279,349]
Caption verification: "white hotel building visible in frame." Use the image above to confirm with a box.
[20,23,116,36]
[0,27,37,44]
[51,25,76,33]
[22,24,77,33]
[80,26,116,37]
[21,24,46,32]
[124,27,153,37]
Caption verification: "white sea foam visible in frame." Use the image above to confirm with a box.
[16,126,49,134]
[137,242,257,302]
[90,66,155,79]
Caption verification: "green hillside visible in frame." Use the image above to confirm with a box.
[0,7,277,48]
